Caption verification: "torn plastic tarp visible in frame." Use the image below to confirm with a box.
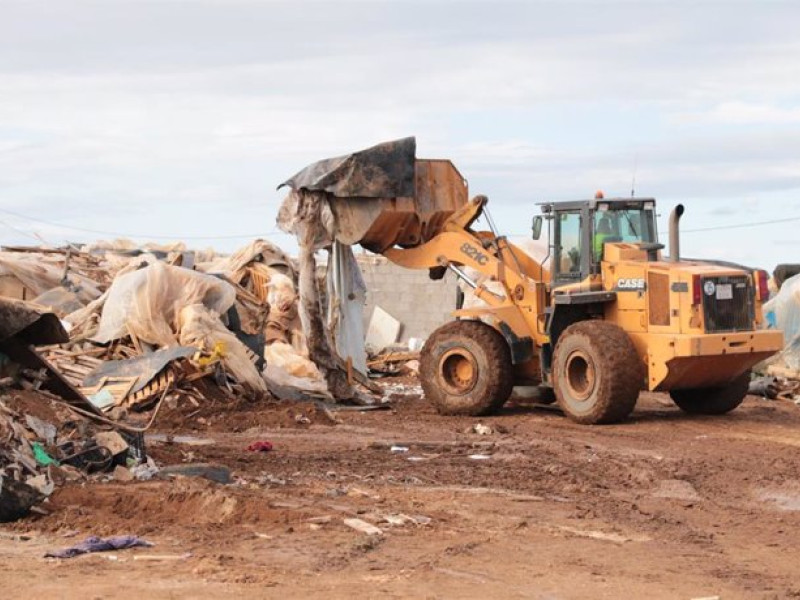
[90,262,236,346]
[178,304,267,392]
[200,238,294,278]
[327,241,367,376]
[263,342,330,398]
[82,346,197,394]
[277,190,358,400]
[763,272,800,370]
[279,137,416,199]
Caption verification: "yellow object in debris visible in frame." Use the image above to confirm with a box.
[197,341,227,367]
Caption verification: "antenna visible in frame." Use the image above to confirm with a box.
[631,154,638,198]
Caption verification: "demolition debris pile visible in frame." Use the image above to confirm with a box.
[0,235,385,520]
[0,390,126,522]
[0,238,353,419]
[0,297,140,522]
[753,270,800,402]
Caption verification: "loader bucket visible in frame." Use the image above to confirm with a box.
[279,137,469,253]
[330,159,468,252]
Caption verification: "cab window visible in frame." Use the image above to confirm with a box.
[555,211,582,278]
[593,208,656,261]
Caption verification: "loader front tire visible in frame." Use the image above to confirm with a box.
[420,320,513,416]
[553,320,643,424]
[669,371,750,415]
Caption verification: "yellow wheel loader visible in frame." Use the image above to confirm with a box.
[281,138,783,424]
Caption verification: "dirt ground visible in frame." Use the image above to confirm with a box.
[3,382,800,599]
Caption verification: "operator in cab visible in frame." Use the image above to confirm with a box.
[594,215,613,260]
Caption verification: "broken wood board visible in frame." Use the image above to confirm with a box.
[81,376,139,411]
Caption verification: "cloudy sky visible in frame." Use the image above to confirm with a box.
[0,0,798,269]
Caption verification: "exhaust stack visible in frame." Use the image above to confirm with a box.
[669,204,685,262]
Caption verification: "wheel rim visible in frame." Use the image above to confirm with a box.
[439,348,478,395]
[565,350,596,402]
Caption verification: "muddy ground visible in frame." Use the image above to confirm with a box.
[2,382,800,599]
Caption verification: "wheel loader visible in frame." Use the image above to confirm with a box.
[282,137,784,424]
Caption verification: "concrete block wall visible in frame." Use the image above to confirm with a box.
[357,253,457,343]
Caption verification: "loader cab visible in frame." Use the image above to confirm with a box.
[534,198,658,287]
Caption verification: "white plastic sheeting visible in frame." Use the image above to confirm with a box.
[178,304,267,392]
[90,262,236,346]
[326,242,367,376]
[763,273,800,370]
[0,252,102,304]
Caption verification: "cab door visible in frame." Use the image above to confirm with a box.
[553,210,586,287]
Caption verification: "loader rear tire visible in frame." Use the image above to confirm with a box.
[420,320,513,416]
[553,320,643,425]
[669,371,750,415]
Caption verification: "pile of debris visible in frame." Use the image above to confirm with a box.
[0,390,135,522]
[752,269,800,403]
[762,271,800,379]
[0,237,374,422]
[0,298,143,521]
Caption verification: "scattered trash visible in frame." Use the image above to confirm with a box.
[468,454,492,461]
[555,526,651,544]
[133,553,192,561]
[130,458,159,481]
[0,476,45,522]
[159,463,232,484]
[146,434,216,446]
[380,513,431,526]
[247,441,274,453]
[749,376,779,399]
[307,515,332,525]
[652,479,703,503]
[390,445,410,453]
[25,473,55,496]
[113,465,134,482]
[45,535,153,559]
[343,517,383,536]
[471,423,493,436]
[368,350,420,376]
[31,442,59,467]
[382,514,410,526]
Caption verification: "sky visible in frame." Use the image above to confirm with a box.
[0,0,798,270]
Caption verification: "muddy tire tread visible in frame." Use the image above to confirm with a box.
[420,320,513,416]
[553,320,643,424]
[669,371,750,415]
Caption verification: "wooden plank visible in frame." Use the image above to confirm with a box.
[126,326,143,356]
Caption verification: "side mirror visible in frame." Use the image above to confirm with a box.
[532,216,543,240]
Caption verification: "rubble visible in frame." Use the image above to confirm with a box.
[758,272,800,403]
[343,517,383,536]
[367,350,420,376]
[0,234,388,521]
[0,236,380,422]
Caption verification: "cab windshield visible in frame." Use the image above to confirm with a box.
[593,207,656,260]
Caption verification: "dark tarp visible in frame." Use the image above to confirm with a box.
[0,298,99,415]
[0,297,68,346]
[279,137,416,199]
